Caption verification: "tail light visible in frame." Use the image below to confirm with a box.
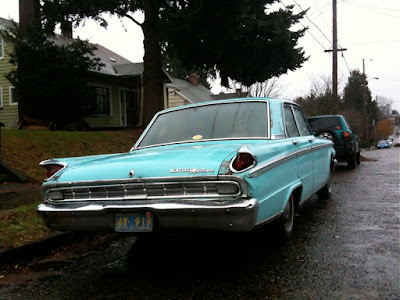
[342,131,351,140]
[43,164,63,179]
[230,146,257,173]
[39,160,66,180]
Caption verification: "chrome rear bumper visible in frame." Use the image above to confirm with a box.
[37,198,259,233]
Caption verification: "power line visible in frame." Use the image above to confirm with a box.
[342,0,400,13]
[291,0,332,44]
[310,0,331,29]
[277,0,330,51]
[342,0,400,20]
[341,52,352,74]
[279,0,348,82]
[348,40,400,45]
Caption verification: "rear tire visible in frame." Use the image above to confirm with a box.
[277,195,294,240]
[348,152,357,169]
[356,151,361,165]
[317,170,332,199]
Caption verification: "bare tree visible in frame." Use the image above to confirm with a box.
[295,75,337,117]
[248,77,284,98]
[376,95,393,119]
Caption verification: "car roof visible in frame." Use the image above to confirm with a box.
[160,97,294,113]
[307,115,343,119]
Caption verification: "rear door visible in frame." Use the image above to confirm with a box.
[284,104,314,202]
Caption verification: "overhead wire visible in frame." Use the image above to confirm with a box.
[283,0,349,79]
[341,0,400,13]
[341,52,352,75]
[342,0,400,20]
[291,0,332,44]
[277,0,330,51]
[310,0,331,29]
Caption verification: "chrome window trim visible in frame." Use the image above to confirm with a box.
[282,103,300,138]
[292,105,312,136]
[132,100,271,150]
[131,138,270,151]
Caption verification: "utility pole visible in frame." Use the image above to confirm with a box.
[332,0,338,101]
[362,59,379,143]
[325,0,346,110]
[362,58,368,141]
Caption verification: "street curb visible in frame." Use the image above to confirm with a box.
[0,232,78,266]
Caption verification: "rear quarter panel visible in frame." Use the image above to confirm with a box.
[313,139,335,191]
[241,140,300,225]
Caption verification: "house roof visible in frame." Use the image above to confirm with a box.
[0,17,143,78]
[52,34,142,77]
[0,17,14,29]
[167,77,215,103]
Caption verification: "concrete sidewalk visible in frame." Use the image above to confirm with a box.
[0,232,74,266]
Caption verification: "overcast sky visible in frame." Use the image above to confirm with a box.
[1,0,399,111]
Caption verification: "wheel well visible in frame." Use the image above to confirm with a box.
[330,155,337,172]
[292,186,302,210]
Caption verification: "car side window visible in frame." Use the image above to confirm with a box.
[293,106,311,136]
[284,105,300,137]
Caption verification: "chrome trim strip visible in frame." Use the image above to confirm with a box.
[133,137,270,151]
[249,151,297,178]
[38,198,259,213]
[39,159,68,182]
[37,198,259,232]
[254,211,283,227]
[45,180,243,203]
[43,175,245,188]
[248,143,333,178]
[311,142,335,150]
[229,145,258,174]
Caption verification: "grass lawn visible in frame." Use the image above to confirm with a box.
[0,128,143,249]
[1,129,143,183]
[0,201,53,249]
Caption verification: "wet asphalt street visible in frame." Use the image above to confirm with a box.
[0,147,399,299]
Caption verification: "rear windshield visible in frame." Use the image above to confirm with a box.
[137,101,269,148]
[308,117,342,132]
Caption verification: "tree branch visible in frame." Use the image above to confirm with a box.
[123,13,143,28]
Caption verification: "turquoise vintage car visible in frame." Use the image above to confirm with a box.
[37,98,335,239]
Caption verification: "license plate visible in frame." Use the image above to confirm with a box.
[115,213,153,232]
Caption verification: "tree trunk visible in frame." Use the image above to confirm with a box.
[142,0,164,126]
[18,0,41,125]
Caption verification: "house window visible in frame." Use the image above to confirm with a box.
[9,87,18,106]
[0,35,4,59]
[90,86,111,115]
[0,87,3,108]
[120,88,141,127]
